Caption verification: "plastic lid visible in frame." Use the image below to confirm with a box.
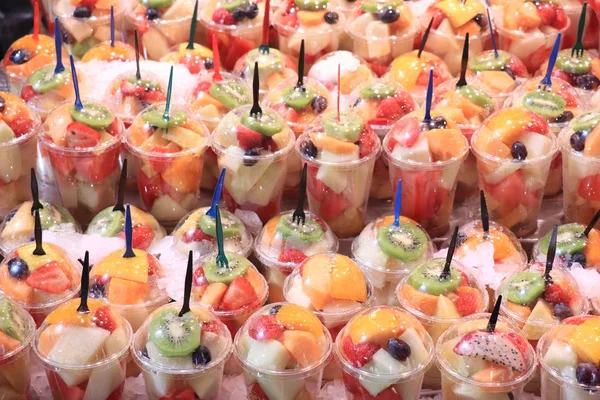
[0,35,56,80]
[273,2,345,36]
[105,70,167,123]
[81,41,136,63]
[23,64,75,114]
[389,50,452,91]
[199,0,265,30]
[432,78,497,127]
[345,0,418,41]
[307,51,374,87]
[0,297,36,358]
[86,204,166,245]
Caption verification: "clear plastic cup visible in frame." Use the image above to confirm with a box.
[160,43,214,75]
[131,302,232,399]
[21,64,77,122]
[562,0,599,50]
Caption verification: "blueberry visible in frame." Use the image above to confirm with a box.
[474,13,487,28]
[232,7,246,21]
[204,58,214,70]
[245,3,259,19]
[73,6,92,18]
[553,302,573,320]
[576,363,600,386]
[7,258,29,279]
[324,11,339,24]
[9,49,31,65]
[311,96,328,113]
[555,111,574,123]
[89,280,107,299]
[269,304,282,315]
[575,73,600,91]
[379,8,399,24]
[503,67,516,80]
[0,96,5,114]
[4,210,16,223]
[192,345,212,366]
[570,132,586,151]
[570,252,587,267]
[146,8,160,20]
[511,141,527,160]
[299,140,318,158]
[427,116,447,130]
[387,338,411,361]
[243,148,260,167]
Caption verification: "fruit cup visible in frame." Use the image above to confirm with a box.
[383,110,469,237]
[131,302,232,399]
[234,303,333,400]
[538,49,600,101]
[0,92,41,217]
[335,305,434,400]
[562,0,599,50]
[80,40,136,62]
[352,215,435,306]
[21,63,77,122]
[347,79,418,200]
[471,107,559,236]
[160,43,214,75]
[233,48,297,99]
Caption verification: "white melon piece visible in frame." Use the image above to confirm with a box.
[1,352,29,394]
[322,300,360,328]
[320,148,360,163]
[188,368,222,399]
[201,332,228,357]
[522,299,554,340]
[146,341,195,369]
[508,31,545,61]
[151,194,190,221]
[229,158,273,195]
[360,349,408,396]
[246,338,291,371]
[366,22,391,59]
[237,333,252,359]
[564,154,596,181]
[77,180,114,213]
[345,161,373,208]
[142,369,177,397]
[162,126,205,149]
[316,165,348,194]
[257,376,305,400]
[428,20,461,53]
[142,27,171,61]
[284,276,313,309]
[93,25,122,42]
[121,96,142,118]
[289,33,329,56]
[53,174,78,209]
[439,162,461,190]
[435,295,461,319]
[104,327,128,356]
[484,162,522,184]
[120,306,151,333]
[0,120,15,143]
[62,18,94,42]
[520,132,551,159]
[393,377,424,400]
[560,366,597,400]
[350,12,373,33]
[83,359,125,400]
[453,383,510,399]
[179,193,196,211]
[543,340,578,371]
[0,130,21,183]
[391,135,432,163]
[219,147,245,174]
[245,164,286,207]
[398,328,429,366]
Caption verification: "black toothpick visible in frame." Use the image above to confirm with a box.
[77,251,90,314]
[545,225,558,284]
[113,159,127,213]
[33,210,45,256]
[456,33,469,88]
[30,168,43,215]
[250,62,262,116]
[123,204,135,258]
[441,226,459,280]
[296,40,305,90]
[134,30,141,81]
[418,18,434,58]
[292,164,307,225]
[179,251,194,317]
[583,209,600,237]
[487,295,502,332]
[480,190,489,234]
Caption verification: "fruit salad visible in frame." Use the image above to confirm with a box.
[0,242,81,326]
[539,49,600,99]
[348,79,417,199]
[127,0,198,61]
[424,0,490,75]
[233,48,297,98]
[471,107,558,236]
[538,315,600,400]
[383,110,469,237]
[335,306,434,400]
[436,313,537,399]
[160,43,214,75]
[40,100,124,222]
[0,200,81,255]
[80,41,136,62]
[345,0,418,74]
[213,105,295,223]
[562,0,599,50]
[352,215,434,306]
[87,205,166,250]
[0,92,40,217]
[125,103,210,224]
[389,50,452,105]
[235,303,332,399]
[34,298,132,399]
[255,210,338,303]
[495,0,569,74]
[532,222,600,270]
[21,64,77,121]
[0,298,36,398]
[132,302,232,400]
[173,206,253,256]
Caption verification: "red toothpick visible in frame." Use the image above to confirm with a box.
[33,1,40,41]
[211,34,222,81]
[337,64,341,122]
[261,0,270,48]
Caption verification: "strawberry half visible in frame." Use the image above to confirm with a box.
[236,125,264,150]
[25,262,70,294]
[66,121,101,148]
[220,277,257,311]
[93,305,118,331]
[341,335,380,368]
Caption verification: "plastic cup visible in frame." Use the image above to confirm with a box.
[562,0,599,50]
[160,43,214,75]
[21,64,77,122]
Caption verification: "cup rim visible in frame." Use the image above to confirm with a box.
[0,109,40,149]
[55,1,124,22]
[345,19,419,42]
[0,299,36,362]
[559,123,600,160]
[296,131,382,168]
[272,8,346,36]
[125,4,192,24]
[423,16,492,41]
[495,18,571,38]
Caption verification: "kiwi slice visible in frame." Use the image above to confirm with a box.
[407,259,461,296]
[468,51,510,72]
[377,222,427,262]
[28,66,69,94]
[70,103,114,130]
[39,201,65,229]
[219,0,249,11]
[0,298,25,342]
[148,309,200,357]
[125,76,161,91]
[72,37,99,59]
[283,87,316,111]
[87,207,125,237]
[142,107,188,129]
[360,81,396,100]
[555,52,591,75]
[521,91,566,119]
[244,49,285,76]
[504,271,546,305]
[209,80,250,110]
[275,214,324,244]
[294,0,329,11]
[456,85,495,109]
[198,213,242,238]
[361,0,400,12]
[203,253,250,284]
[322,111,363,142]
[570,110,600,133]
[539,223,586,256]
[240,109,285,137]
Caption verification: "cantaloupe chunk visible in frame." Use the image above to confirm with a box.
[584,125,600,157]
[162,154,203,193]
[108,278,149,305]
[479,71,515,92]
[280,330,322,367]
[0,267,33,305]
[246,266,266,296]
[505,300,532,320]
[425,128,466,161]
[399,284,438,316]
[199,282,228,308]
[297,11,326,27]
[472,364,510,383]
[301,257,332,311]
[585,229,600,266]
[275,304,324,337]
[309,132,359,154]
[330,255,366,302]
[348,308,405,345]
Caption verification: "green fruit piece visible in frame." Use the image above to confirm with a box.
[142,107,188,129]
[275,214,324,244]
[203,253,250,284]
[70,103,115,130]
[539,223,586,256]
[72,37,99,59]
[294,0,329,11]
[38,201,68,229]
[468,51,511,72]
[209,80,251,110]
[407,259,461,296]
[521,91,566,119]
[0,298,25,342]
[456,85,495,110]
[148,309,201,357]
[570,110,600,133]
[86,207,125,237]
[240,109,285,137]
[244,49,285,76]
[28,66,68,94]
[555,52,592,75]
[125,76,161,91]
[198,213,242,238]
[283,86,316,110]
[219,0,249,12]
[140,0,174,7]
[377,222,428,262]
[504,271,546,305]
[360,81,396,100]
[360,0,400,12]
[322,111,363,142]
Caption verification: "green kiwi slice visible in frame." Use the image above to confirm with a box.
[142,107,188,129]
[0,298,25,342]
[240,109,285,137]
[570,111,600,133]
[283,87,316,110]
[407,259,461,296]
[125,76,161,91]
[468,51,511,72]
[555,52,592,75]
[456,85,495,109]
[219,0,249,12]
[198,213,242,238]
[38,201,67,229]
[28,66,69,94]
[140,0,174,7]
[87,207,125,237]
[360,0,400,12]
[539,223,586,256]
[148,309,201,357]
[521,91,566,119]
[72,37,99,59]
[209,80,251,110]
[275,214,324,244]
[244,49,285,76]
[504,271,546,305]
[294,0,329,11]
[70,103,115,130]
[360,81,396,100]
[203,253,250,284]
[377,222,427,262]
[322,111,363,142]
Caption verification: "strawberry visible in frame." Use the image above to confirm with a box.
[536,3,557,26]
[388,117,420,149]
[484,171,527,208]
[459,271,471,286]
[192,266,207,287]
[579,174,600,201]
[369,62,389,77]
[271,102,299,123]
[394,90,416,114]
[505,57,527,78]
[236,125,264,150]
[428,6,445,29]
[73,146,120,184]
[137,169,163,209]
[47,370,85,400]
[319,189,350,221]
[25,262,70,294]
[551,69,573,85]
[7,117,34,138]
[202,320,222,334]
[182,228,214,244]
[120,80,146,97]
[376,97,404,122]
[543,283,570,305]
[147,254,162,277]
[193,80,213,97]
[212,7,235,25]
[65,121,101,148]
[141,89,166,102]
[262,137,279,152]
[278,249,307,264]
[20,85,37,102]
[358,125,378,158]
[453,287,481,316]
[93,305,118,331]
[553,7,568,30]
[248,382,269,400]
[248,315,285,340]
[224,37,255,71]
[179,55,204,74]
[341,336,380,368]
[106,118,121,136]
[220,277,258,311]
[119,224,155,250]
[279,13,299,29]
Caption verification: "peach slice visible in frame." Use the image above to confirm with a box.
[330,255,367,302]
[348,308,406,345]
[399,284,439,316]
[584,125,600,157]
[108,278,149,305]
[200,282,228,308]
[425,128,465,161]
[301,256,332,311]
[280,330,322,367]
[505,301,532,321]
[276,304,323,337]
[309,132,359,154]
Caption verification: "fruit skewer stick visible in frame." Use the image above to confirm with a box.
[292,164,308,225]
[487,8,498,59]
[571,2,588,58]
[417,17,434,58]
[70,54,83,110]
[33,209,46,256]
[112,159,128,213]
[295,40,306,91]
[30,168,43,215]
[215,206,229,269]
[422,69,434,125]
[54,18,65,75]
[123,204,136,258]
[393,180,402,227]
[110,6,115,48]
[583,209,600,237]
[179,251,194,316]
[544,225,558,284]
[163,66,175,124]
[539,33,562,91]
[77,251,91,313]
[480,190,489,234]
[33,2,40,42]
[337,63,341,121]
[186,0,199,51]
[211,35,222,81]
[440,226,459,280]
[206,169,226,218]
[260,0,271,54]
[456,33,469,88]
[134,31,142,81]
[250,62,262,117]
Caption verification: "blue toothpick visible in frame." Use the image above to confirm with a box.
[423,69,434,124]
[539,33,562,91]
[123,204,135,258]
[110,6,115,47]
[70,55,82,110]
[487,8,498,59]
[206,168,226,218]
[54,18,65,74]
[393,180,402,227]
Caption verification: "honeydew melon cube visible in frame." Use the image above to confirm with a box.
[146,341,195,369]
[360,349,407,396]
[246,338,291,371]
[345,162,373,208]
[1,351,29,394]
[77,180,114,213]
[508,31,545,61]
[82,359,125,400]
[229,159,273,197]
[188,368,223,399]
[316,166,348,194]
[245,164,286,207]
[0,120,15,144]
[543,340,578,371]
[366,22,391,60]
[162,126,205,149]
[150,194,191,221]
[484,162,521,185]
[391,135,432,163]
[256,376,304,400]
[284,276,313,309]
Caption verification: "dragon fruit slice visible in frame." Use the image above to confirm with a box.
[453,330,527,372]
